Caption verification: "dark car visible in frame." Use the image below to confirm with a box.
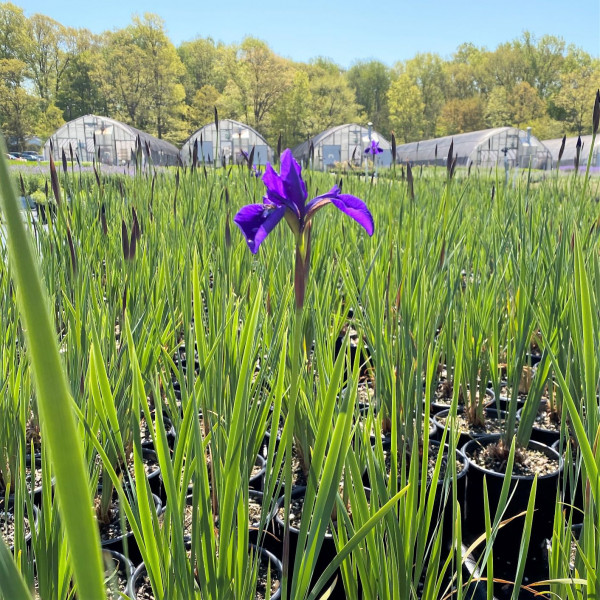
[22,151,43,161]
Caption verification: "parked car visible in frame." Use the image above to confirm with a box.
[6,152,26,161]
[22,151,43,161]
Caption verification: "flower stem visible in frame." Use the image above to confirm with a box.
[281,305,303,600]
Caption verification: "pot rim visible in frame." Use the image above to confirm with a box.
[463,433,563,481]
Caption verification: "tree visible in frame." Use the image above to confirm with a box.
[402,53,446,138]
[131,15,185,140]
[271,69,312,149]
[56,30,104,119]
[511,81,545,127]
[554,62,600,134]
[437,97,485,136]
[0,58,40,150]
[178,37,227,101]
[520,32,566,99]
[346,60,391,134]
[304,58,363,135]
[223,37,293,132]
[188,84,221,130]
[0,2,28,61]
[480,43,528,93]
[387,73,424,142]
[23,13,76,105]
[93,15,186,141]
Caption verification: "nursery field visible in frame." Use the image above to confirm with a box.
[0,145,600,600]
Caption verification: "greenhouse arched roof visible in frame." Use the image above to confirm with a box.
[396,127,551,170]
[542,135,600,169]
[292,124,392,170]
[43,115,180,167]
[180,119,273,166]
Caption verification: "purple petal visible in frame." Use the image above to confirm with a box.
[261,162,300,217]
[305,186,374,236]
[329,193,374,236]
[279,149,307,215]
[233,203,286,253]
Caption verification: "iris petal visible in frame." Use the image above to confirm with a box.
[279,149,307,215]
[262,161,300,217]
[233,203,287,253]
[329,193,375,236]
[305,186,374,236]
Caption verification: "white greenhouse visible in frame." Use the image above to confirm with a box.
[43,115,180,167]
[542,135,600,169]
[292,124,392,171]
[395,127,552,170]
[180,119,273,167]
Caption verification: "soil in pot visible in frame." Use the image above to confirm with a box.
[0,455,47,507]
[433,407,508,448]
[431,381,494,414]
[32,549,134,599]
[525,399,561,446]
[127,545,282,599]
[463,434,562,556]
[0,501,32,550]
[103,550,134,600]
[95,491,162,564]
[140,413,176,450]
[273,487,344,600]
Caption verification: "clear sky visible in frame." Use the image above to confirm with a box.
[17,0,600,68]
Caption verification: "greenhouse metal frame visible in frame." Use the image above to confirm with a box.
[395,127,552,170]
[292,124,392,171]
[542,135,600,169]
[180,119,273,167]
[43,115,180,167]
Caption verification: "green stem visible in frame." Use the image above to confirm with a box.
[281,306,303,600]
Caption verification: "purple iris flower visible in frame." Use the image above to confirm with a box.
[364,139,384,155]
[234,149,374,254]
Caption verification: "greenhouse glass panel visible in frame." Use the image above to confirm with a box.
[181,119,273,167]
[395,127,551,171]
[292,124,392,171]
[43,114,180,167]
[542,135,600,170]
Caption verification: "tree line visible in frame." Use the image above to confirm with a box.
[1,2,599,151]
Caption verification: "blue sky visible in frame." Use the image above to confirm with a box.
[19,0,600,68]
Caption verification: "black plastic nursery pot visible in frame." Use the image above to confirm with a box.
[463,434,562,553]
[487,395,525,414]
[140,414,176,452]
[517,400,561,447]
[250,454,267,492]
[2,454,51,508]
[333,333,371,377]
[99,492,162,566]
[405,440,469,545]
[103,549,135,599]
[433,406,507,449]
[126,544,282,599]
[272,486,344,599]
[1,498,39,553]
[430,387,495,415]
[551,438,584,524]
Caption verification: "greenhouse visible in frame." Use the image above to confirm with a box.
[542,135,600,169]
[180,119,273,166]
[395,127,552,170]
[292,124,392,170]
[43,115,180,167]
